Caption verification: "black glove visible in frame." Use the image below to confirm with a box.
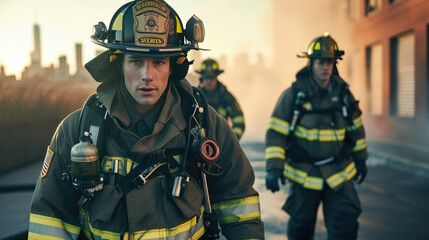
[354,160,367,184]
[266,169,286,193]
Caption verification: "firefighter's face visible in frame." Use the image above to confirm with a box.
[122,54,171,113]
[312,59,334,88]
[203,77,217,91]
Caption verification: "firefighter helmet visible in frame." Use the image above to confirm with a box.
[298,33,344,60]
[90,0,205,58]
[196,58,224,78]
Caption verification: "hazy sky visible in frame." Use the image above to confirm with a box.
[0,0,273,78]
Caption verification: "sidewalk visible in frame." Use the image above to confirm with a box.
[366,139,429,176]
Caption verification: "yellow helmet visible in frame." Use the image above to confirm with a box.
[196,58,224,78]
[298,33,344,60]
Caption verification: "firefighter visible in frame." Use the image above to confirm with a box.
[196,59,245,140]
[265,33,368,240]
[29,1,264,239]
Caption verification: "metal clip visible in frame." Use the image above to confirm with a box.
[342,105,348,117]
[172,176,183,197]
[172,175,190,197]
[131,174,147,189]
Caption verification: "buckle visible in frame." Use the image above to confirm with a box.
[149,149,166,166]
[314,157,335,166]
[131,174,147,189]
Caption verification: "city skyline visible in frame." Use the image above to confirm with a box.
[1,22,92,83]
[0,0,273,79]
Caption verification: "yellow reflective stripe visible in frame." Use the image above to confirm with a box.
[232,115,244,124]
[79,209,120,240]
[213,196,261,224]
[101,156,134,175]
[112,13,124,31]
[284,163,306,184]
[303,176,324,190]
[29,213,80,240]
[132,217,201,239]
[265,146,285,160]
[326,161,357,189]
[295,126,346,141]
[218,107,227,117]
[213,195,260,210]
[217,212,261,225]
[284,163,324,190]
[80,208,205,240]
[30,213,80,234]
[347,116,364,131]
[267,117,290,136]
[233,127,244,138]
[353,116,363,128]
[352,138,367,152]
[28,232,69,240]
[193,225,205,239]
[175,16,183,33]
[314,42,321,50]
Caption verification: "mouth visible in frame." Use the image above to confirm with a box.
[138,86,156,95]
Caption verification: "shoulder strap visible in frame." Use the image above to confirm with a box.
[339,84,360,129]
[78,93,109,157]
[286,84,306,148]
[192,87,210,134]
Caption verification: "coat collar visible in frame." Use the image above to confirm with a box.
[96,78,191,154]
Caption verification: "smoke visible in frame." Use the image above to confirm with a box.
[187,0,358,142]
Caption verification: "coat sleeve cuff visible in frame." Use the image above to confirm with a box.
[266,158,284,172]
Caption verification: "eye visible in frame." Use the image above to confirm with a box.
[130,59,143,65]
[153,60,166,66]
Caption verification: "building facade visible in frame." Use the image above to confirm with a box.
[352,0,429,146]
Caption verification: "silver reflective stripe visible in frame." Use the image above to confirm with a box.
[217,202,260,220]
[214,196,261,224]
[125,47,150,52]
[313,157,335,166]
[29,222,79,240]
[132,216,204,240]
[79,209,205,240]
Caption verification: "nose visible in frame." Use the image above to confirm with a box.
[323,61,333,69]
[140,61,154,81]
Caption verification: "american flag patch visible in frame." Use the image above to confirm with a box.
[41,147,54,178]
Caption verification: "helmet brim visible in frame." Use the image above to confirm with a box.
[91,36,201,58]
[195,69,224,78]
[297,52,342,60]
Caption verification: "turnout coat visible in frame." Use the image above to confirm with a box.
[29,53,264,240]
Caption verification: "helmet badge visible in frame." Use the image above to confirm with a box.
[322,42,334,53]
[145,14,159,31]
[133,0,170,47]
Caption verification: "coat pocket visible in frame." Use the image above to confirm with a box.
[163,174,204,219]
[84,184,125,228]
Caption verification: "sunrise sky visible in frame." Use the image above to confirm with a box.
[0,0,273,78]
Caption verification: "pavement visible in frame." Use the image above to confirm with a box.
[365,139,429,177]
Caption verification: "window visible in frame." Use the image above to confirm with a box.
[391,32,415,117]
[366,0,382,15]
[366,44,383,116]
[346,0,360,22]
